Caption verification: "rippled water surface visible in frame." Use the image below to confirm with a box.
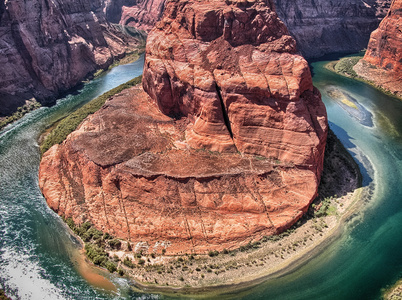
[1,55,402,299]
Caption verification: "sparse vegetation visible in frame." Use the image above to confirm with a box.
[0,101,41,131]
[63,217,126,274]
[94,50,145,78]
[40,75,142,155]
[56,128,360,289]
[312,196,337,217]
[334,56,362,78]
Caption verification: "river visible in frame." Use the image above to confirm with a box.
[0,55,401,300]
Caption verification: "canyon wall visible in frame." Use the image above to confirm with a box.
[40,0,328,255]
[0,0,140,116]
[105,0,391,58]
[354,0,402,97]
[104,0,165,31]
[274,0,391,58]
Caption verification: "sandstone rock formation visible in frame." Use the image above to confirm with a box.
[105,0,165,32]
[105,0,391,58]
[354,0,402,97]
[39,0,328,255]
[0,0,141,116]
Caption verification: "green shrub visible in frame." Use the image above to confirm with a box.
[0,101,41,131]
[334,57,362,78]
[65,217,76,231]
[106,261,117,273]
[87,227,103,240]
[108,239,121,249]
[40,76,142,155]
[92,255,107,266]
[85,243,107,266]
[123,257,135,268]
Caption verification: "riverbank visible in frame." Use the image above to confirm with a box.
[66,129,364,297]
[325,58,402,101]
[0,50,144,134]
[383,279,402,299]
[0,100,41,131]
[39,75,142,155]
[93,49,145,79]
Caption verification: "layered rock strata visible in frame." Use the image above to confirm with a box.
[105,0,391,58]
[40,0,328,254]
[354,0,402,97]
[143,0,328,175]
[0,0,141,116]
[105,0,166,32]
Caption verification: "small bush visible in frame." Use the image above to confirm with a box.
[123,257,135,268]
[108,239,121,249]
[85,243,108,266]
[106,261,117,273]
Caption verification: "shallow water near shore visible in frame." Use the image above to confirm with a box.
[1,55,402,299]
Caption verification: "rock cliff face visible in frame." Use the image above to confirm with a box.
[0,0,140,116]
[105,0,165,32]
[143,0,327,173]
[39,0,328,255]
[105,0,391,58]
[274,0,391,58]
[354,0,402,97]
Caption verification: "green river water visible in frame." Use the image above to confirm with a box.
[0,55,401,300]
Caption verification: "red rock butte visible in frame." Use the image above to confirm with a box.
[39,0,328,255]
[354,0,402,97]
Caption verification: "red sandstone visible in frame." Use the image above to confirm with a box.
[39,0,328,255]
[354,0,402,97]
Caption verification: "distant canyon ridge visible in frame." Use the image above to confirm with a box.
[0,0,392,116]
[105,0,391,58]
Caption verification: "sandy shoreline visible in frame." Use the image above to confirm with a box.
[90,129,366,297]
[324,60,402,101]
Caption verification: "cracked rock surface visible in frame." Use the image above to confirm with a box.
[40,0,328,254]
